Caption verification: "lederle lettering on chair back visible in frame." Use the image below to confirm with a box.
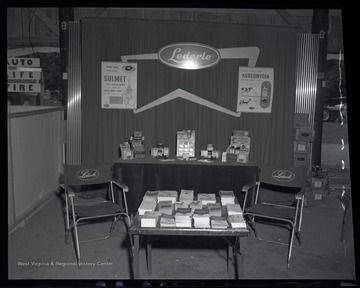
[259,166,306,188]
[64,164,113,186]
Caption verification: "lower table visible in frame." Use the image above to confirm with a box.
[129,214,250,279]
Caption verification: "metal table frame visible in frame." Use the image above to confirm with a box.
[129,213,249,279]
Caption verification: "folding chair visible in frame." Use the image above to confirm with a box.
[60,163,132,268]
[242,165,306,269]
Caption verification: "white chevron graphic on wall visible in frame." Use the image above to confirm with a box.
[122,46,260,118]
[134,88,241,117]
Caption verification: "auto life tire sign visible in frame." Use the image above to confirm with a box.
[7,57,42,93]
[237,67,274,113]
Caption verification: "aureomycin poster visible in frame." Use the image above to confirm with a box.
[236,67,274,113]
[101,62,137,109]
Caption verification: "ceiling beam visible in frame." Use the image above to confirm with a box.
[32,8,59,37]
[275,9,307,32]
[7,37,59,47]
[93,8,108,17]
[7,46,60,57]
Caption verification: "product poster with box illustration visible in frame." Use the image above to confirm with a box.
[236,67,274,113]
[101,62,137,109]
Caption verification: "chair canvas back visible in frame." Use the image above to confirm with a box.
[259,165,306,188]
[64,163,113,186]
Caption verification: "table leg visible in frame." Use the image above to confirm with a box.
[234,237,244,279]
[146,236,152,275]
[226,237,231,273]
[132,234,139,279]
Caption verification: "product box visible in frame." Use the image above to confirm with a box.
[294,113,311,129]
[226,153,238,161]
[237,151,249,163]
[294,153,310,167]
[176,130,195,158]
[294,141,310,154]
[230,135,251,151]
[311,177,327,189]
[294,128,315,142]
[311,170,328,192]
[313,189,326,201]
[151,147,169,157]
[233,130,249,137]
[130,131,146,158]
[226,131,251,161]
[120,142,133,160]
[201,150,220,159]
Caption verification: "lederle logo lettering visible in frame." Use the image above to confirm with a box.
[272,170,295,182]
[158,43,220,70]
[76,169,100,181]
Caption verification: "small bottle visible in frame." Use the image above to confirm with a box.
[260,81,271,108]
[157,143,164,158]
[207,144,213,158]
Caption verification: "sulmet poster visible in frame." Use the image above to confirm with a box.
[101,62,137,109]
[236,67,274,113]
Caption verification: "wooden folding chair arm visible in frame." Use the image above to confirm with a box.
[111,180,129,193]
[60,183,75,197]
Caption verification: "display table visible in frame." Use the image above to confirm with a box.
[113,157,259,214]
[129,202,250,279]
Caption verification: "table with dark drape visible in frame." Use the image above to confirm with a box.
[113,157,259,214]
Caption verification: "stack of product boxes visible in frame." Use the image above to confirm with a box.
[176,130,195,159]
[294,113,328,204]
[130,131,146,158]
[226,130,250,163]
[311,167,329,202]
[293,113,314,168]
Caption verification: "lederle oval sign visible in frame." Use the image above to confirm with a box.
[158,43,220,70]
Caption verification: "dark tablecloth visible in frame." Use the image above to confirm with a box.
[113,157,259,214]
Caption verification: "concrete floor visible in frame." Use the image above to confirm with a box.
[7,186,356,285]
[7,121,355,286]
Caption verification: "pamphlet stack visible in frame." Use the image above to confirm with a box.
[219,190,235,205]
[159,214,176,227]
[189,200,202,212]
[158,200,174,216]
[207,202,222,217]
[175,207,192,228]
[193,208,210,228]
[174,201,189,210]
[197,193,216,205]
[157,190,178,204]
[210,216,229,228]
[138,192,157,215]
[179,189,194,206]
[141,211,159,227]
[226,203,243,216]
[228,214,247,228]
